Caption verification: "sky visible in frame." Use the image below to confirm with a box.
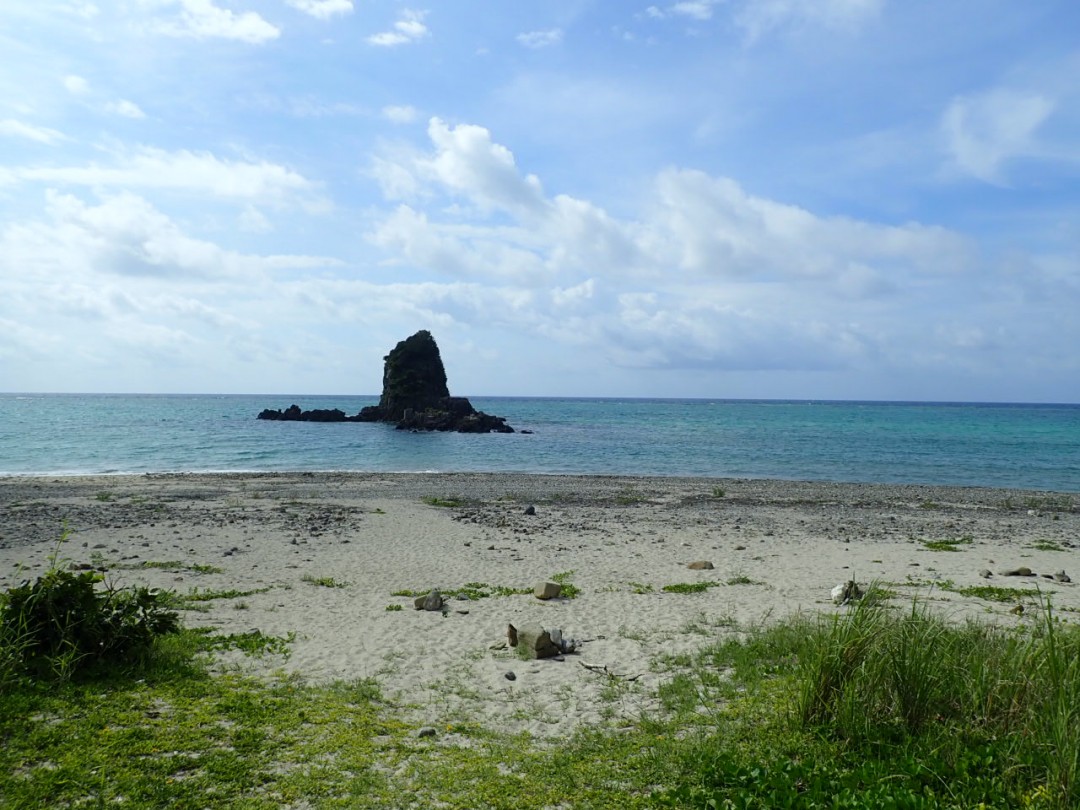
[1,1,1078,402]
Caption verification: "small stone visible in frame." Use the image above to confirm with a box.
[979,569,993,579]
[734,545,747,551]
[534,581,562,600]
[687,560,714,570]
[524,505,536,516]
[488,544,496,550]
[504,671,517,681]
[1010,604,1025,615]
[507,623,518,647]
[417,727,437,739]
[1054,570,1071,583]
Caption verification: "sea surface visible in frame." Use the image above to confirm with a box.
[0,395,1078,491]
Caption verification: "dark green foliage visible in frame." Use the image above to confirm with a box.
[1,566,179,682]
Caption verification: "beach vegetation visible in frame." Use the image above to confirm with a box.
[614,488,648,505]
[0,538,181,685]
[391,582,532,600]
[385,604,403,611]
[551,570,580,599]
[629,581,655,594]
[301,574,348,588]
[943,583,1041,604]
[711,486,726,498]
[117,560,225,574]
[421,495,469,508]
[725,574,760,586]
[1030,539,1066,551]
[662,581,721,594]
[94,491,113,502]
[5,543,1079,809]
[921,534,973,551]
[182,586,271,604]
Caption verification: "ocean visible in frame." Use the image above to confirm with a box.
[0,394,1078,491]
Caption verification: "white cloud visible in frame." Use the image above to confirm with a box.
[13,145,319,205]
[382,104,419,124]
[106,99,147,119]
[285,0,353,20]
[0,118,65,144]
[363,118,985,372]
[63,74,90,95]
[517,28,563,49]
[942,89,1056,184]
[420,117,547,215]
[645,1,720,20]
[149,0,280,44]
[2,190,340,284]
[737,0,884,42]
[367,9,428,47]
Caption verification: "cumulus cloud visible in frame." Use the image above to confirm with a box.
[517,28,563,49]
[285,0,353,20]
[148,0,280,44]
[367,9,428,47]
[0,119,66,144]
[942,89,1056,184]
[12,145,320,206]
[363,118,983,373]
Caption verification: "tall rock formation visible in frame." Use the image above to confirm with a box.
[258,330,514,433]
[374,330,450,421]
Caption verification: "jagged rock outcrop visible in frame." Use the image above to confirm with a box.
[257,330,515,433]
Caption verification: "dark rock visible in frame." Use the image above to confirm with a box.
[687,560,714,570]
[505,671,517,681]
[261,330,514,433]
[417,727,437,739]
[979,569,993,579]
[1054,570,1072,583]
[524,505,536,516]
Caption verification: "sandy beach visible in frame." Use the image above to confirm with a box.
[2,473,1076,738]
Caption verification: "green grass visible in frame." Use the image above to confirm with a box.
[421,496,469,508]
[5,558,1079,808]
[551,571,580,599]
[943,583,1040,603]
[662,581,721,594]
[391,582,533,600]
[301,575,349,588]
[921,535,974,551]
[1031,540,1066,551]
[117,560,225,575]
[182,586,272,604]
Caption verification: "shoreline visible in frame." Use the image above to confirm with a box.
[2,472,1077,738]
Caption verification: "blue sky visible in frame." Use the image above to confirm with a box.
[1,1,1077,401]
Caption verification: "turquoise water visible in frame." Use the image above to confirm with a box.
[0,394,1078,491]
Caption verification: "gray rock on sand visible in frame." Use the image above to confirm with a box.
[515,623,561,659]
[831,580,863,605]
[687,560,715,570]
[534,581,562,600]
[414,589,445,611]
[979,569,993,579]
[524,505,536,516]
[999,567,1034,577]
[1054,570,1072,583]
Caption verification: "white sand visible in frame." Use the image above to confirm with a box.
[2,473,1076,738]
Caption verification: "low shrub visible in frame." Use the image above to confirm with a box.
[0,538,180,683]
